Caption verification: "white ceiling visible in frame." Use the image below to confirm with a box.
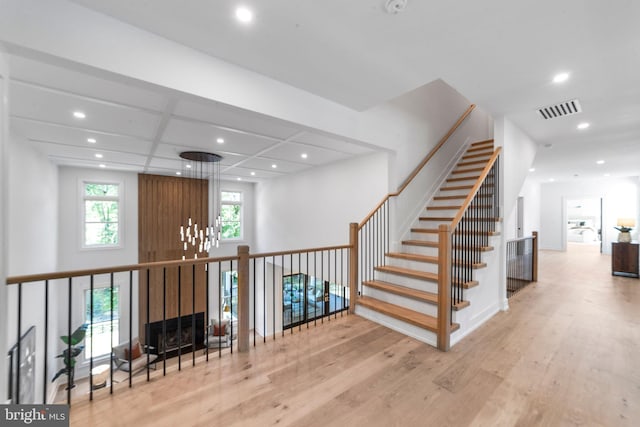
[7,0,640,183]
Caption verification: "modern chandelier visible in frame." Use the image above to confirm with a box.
[178,151,223,259]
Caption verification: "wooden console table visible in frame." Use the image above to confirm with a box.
[612,242,639,278]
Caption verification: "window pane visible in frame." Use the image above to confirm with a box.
[85,183,118,197]
[85,223,119,245]
[85,200,119,222]
[221,204,240,221]
[85,287,119,358]
[221,204,241,239]
[221,191,241,202]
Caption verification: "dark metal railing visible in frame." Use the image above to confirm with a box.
[506,232,538,297]
[249,245,351,342]
[5,244,350,406]
[358,199,390,293]
[450,159,500,313]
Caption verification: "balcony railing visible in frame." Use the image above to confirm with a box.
[506,232,538,297]
[5,244,350,405]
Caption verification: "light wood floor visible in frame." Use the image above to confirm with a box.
[69,244,640,426]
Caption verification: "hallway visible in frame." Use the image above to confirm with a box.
[70,246,640,426]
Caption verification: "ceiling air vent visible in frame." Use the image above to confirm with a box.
[537,99,582,120]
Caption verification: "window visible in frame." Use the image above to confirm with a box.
[220,191,242,240]
[83,182,120,247]
[222,271,238,316]
[84,287,119,359]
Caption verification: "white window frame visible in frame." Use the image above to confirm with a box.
[81,180,123,249]
[220,190,243,241]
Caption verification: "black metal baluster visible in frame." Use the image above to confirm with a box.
[43,280,49,404]
[163,268,167,374]
[109,273,114,394]
[272,256,275,341]
[178,265,182,370]
[146,268,150,381]
[205,263,209,359]
[191,263,196,366]
[66,278,72,404]
[128,271,132,388]
[89,274,94,400]
[16,282,22,404]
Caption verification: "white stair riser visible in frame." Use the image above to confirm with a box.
[401,245,439,257]
[385,258,438,274]
[409,231,438,241]
[374,272,439,293]
[355,305,438,347]
[362,287,438,318]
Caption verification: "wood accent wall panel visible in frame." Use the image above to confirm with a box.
[138,174,209,342]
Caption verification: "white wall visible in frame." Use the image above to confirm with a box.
[494,117,538,239]
[0,47,9,404]
[5,130,59,403]
[539,177,639,253]
[255,151,389,252]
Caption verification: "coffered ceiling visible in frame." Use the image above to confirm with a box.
[5,0,640,183]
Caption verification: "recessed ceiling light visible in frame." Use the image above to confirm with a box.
[271,164,277,169]
[176,171,182,176]
[237,177,242,181]
[552,72,569,84]
[186,164,192,169]
[216,138,224,144]
[99,164,106,168]
[301,153,308,159]
[529,168,536,172]
[250,171,256,176]
[596,160,605,165]
[94,153,103,159]
[549,178,555,182]
[235,6,253,23]
[577,122,590,130]
[87,138,97,144]
[73,111,86,119]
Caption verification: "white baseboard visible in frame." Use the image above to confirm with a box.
[451,303,500,347]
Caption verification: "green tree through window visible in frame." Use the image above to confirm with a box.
[84,183,120,246]
[221,191,242,239]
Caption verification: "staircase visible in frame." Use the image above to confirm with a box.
[356,139,499,346]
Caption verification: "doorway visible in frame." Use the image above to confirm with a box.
[566,198,603,252]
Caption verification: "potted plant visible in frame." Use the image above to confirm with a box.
[52,324,88,390]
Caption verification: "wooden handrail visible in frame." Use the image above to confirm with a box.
[450,147,502,230]
[6,243,352,285]
[359,104,476,229]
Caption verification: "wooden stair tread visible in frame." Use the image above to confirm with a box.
[458,159,489,167]
[363,280,438,304]
[419,216,454,222]
[403,240,438,248]
[386,252,438,264]
[462,152,492,160]
[452,167,485,174]
[469,139,494,148]
[440,185,473,191]
[375,265,438,282]
[427,205,462,210]
[434,195,467,200]
[446,176,480,182]
[357,296,439,332]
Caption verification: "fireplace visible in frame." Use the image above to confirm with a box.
[146,312,205,359]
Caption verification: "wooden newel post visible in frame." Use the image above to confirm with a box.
[437,224,452,351]
[349,223,359,314]
[237,245,250,352]
[532,231,538,282]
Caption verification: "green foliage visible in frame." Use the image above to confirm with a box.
[221,204,241,239]
[85,287,119,322]
[52,324,87,383]
[85,183,118,197]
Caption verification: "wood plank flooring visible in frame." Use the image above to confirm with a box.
[69,244,640,426]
